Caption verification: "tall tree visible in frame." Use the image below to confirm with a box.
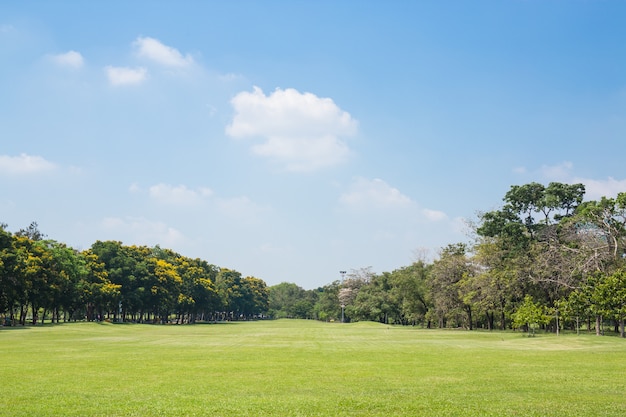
[0,225,18,323]
[240,276,269,318]
[176,257,219,323]
[45,241,88,322]
[351,272,398,324]
[313,281,341,322]
[391,262,432,327]
[268,282,309,318]
[430,243,475,329]
[79,249,119,321]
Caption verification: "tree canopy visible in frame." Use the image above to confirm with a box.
[0,225,267,325]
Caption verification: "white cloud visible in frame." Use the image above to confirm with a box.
[133,36,193,67]
[101,216,185,247]
[340,177,413,210]
[540,161,574,181]
[538,161,626,200]
[132,182,266,223]
[50,50,84,69]
[579,177,626,201]
[338,177,454,228]
[148,183,213,206]
[226,86,358,172]
[105,65,147,86]
[422,208,448,221]
[251,135,350,172]
[333,178,464,269]
[0,153,57,175]
[128,183,141,193]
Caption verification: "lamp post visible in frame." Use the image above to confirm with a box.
[339,270,346,323]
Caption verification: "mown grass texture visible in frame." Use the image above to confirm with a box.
[1,320,625,416]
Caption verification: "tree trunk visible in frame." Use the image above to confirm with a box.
[555,310,559,336]
[19,304,27,325]
[620,318,625,338]
[595,315,601,336]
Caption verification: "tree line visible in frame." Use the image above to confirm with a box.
[0,223,268,325]
[268,182,626,337]
[3,182,626,336]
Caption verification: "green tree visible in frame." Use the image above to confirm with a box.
[470,239,526,330]
[240,276,269,317]
[79,249,119,321]
[176,257,219,323]
[14,236,54,325]
[313,281,341,322]
[512,295,550,336]
[390,262,432,327]
[475,182,588,331]
[268,282,308,318]
[216,268,241,318]
[430,243,475,329]
[146,258,182,323]
[0,224,18,323]
[591,271,626,337]
[45,241,88,322]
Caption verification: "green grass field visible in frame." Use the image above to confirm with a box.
[1,320,625,416]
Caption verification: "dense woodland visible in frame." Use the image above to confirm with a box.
[2,182,626,337]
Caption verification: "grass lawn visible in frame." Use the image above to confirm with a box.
[1,319,625,416]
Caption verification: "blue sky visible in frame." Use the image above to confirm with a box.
[2,1,626,288]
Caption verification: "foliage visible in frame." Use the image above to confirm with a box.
[0,223,267,324]
[268,282,317,319]
[512,295,550,336]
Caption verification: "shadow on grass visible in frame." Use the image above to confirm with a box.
[102,320,242,326]
[0,324,30,331]
[0,321,81,330]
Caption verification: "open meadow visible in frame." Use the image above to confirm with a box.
[1,320,625,416]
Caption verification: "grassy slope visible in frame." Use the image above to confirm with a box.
[1,320,625,416]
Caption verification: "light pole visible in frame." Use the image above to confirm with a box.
[339,270,346,323]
